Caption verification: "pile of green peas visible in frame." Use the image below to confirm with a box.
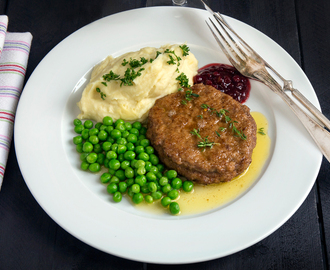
[72,116,194,215]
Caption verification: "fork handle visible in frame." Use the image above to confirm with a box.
[257,73,330,162]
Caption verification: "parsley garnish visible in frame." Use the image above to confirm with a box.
[201,104,247,140]
[258,127,266,135]
[96,87,106,100]
[164,49,182,66]
[120,68,145,86]
[190,128,219,151]
[176,73,190,88]
[103,70,120,82]
[179,44,190,56]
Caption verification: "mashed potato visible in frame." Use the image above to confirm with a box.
[77,44,198,123]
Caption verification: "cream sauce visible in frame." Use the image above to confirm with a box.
[136,111,270,215]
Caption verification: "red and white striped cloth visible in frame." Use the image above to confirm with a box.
[0,15,32,189]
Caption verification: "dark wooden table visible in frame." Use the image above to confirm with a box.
[1,0,330,269]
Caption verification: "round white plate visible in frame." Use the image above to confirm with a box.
[15,7,322,264]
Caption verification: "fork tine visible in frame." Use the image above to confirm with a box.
[206,18,244,69]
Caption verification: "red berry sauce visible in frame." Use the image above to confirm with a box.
[193,63,251,103]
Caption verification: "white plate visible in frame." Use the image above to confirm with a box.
[15,7,322,264]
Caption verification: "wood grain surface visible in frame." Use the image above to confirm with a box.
[0,0,329,269]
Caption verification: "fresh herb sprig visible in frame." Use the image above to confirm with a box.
[201,104,247,140]
[258,127,266,135]
[190,128,219,151]
[96,87,106,100]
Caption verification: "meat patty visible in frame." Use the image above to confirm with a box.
[146,84,257,184]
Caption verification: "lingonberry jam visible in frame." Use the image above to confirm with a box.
[193,63,251,103]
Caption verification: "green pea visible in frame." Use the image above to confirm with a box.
[105,126,114,134]
[126,178,134,187]
[146,172,157,182]
[115,169,126,181]
[82,142,93,153]
[108,169,116,175]
[141,184,150,193]
[168,189,179,200]
[166,170,177,180]
[95,122,102,130]
[89,135,99,145]
[73,136,82,145]
[73,119,82,126]
[145,195,153,204]
[103,116,113,126]
[135,146,144,154]
[118,182,127,193]
[139,139,150,147]
[149,154,159,165]
[106,150,117,160]
[89,128,99,136]
[145,146,154,155]
[148,182,157,193]
[127,187,134,197]
[126,142,135,151]
[74,124,84,134]
[132,121,142,130]
[138,152,149,161]
[129,128,139,136]
[135,175,147,187]
[138,135,146,141]
[107,182,118,194]
[169,202,180,215]
[132,193,143,204]
[171,178,182,189]
[116,123,126,132]
[84,120,93,129]
[159,176,169,186]
[86,153,98,163]
[124,151,136,161]
[99,124,107,131]
[117,144,127,154]
[111,143,118,152]
[120,160,130,170]
[80,152,89,161]
[102,141,112,152]
[110,129,121,139]
[122,130,130,138]
[89,163,101,172]
[140,126,147,135]
[109,159,121,170]
[136,166,146,175]
[115,119,125,126]
[93,144,102,154]
[98,130,108,141]
[81,129,89,140]
[113,191,122,202]
[131,184,140,193]
[145,161,152,172]
[161,196,171,207]
[127,134,138,144]
[183,181,194,192]
[162,183,172,194]
[110,176,120,184]
[81,161,89,170]
[107,137,115,143]
[134,160,145,169]
[157,164,165,173]
[149,166,159,175]
[125,167,135,179]
[151,191,162,200]
[100,173,111,184]
[124,122,132,130]
[97,153,105,164]
[76,143,84,153]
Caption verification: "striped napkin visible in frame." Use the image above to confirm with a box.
[0,15,32,190]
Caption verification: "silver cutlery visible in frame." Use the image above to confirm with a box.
[201,0,330,163]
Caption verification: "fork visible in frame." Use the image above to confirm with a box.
[201,1,330,163]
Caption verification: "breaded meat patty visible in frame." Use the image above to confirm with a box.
[146,84,257,184]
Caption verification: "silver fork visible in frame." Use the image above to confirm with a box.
[201,1,330,163]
